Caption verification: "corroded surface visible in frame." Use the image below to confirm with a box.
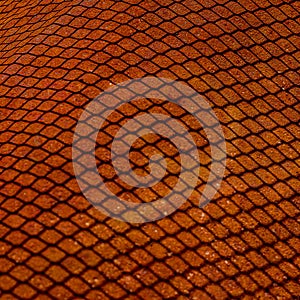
[0,0,299,299]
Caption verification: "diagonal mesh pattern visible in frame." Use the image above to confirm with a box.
[0,0,299,299]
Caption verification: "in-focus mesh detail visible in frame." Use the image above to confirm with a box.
[0,0,299,299]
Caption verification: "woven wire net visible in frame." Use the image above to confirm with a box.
[0,0,299,299]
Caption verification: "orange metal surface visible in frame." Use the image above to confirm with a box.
[0,0,299,299]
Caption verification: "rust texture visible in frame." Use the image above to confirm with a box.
[0,0,299,299]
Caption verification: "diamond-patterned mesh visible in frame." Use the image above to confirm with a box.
[0,0,299,299]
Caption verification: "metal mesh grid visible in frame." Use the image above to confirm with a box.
[0,0,299,299]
